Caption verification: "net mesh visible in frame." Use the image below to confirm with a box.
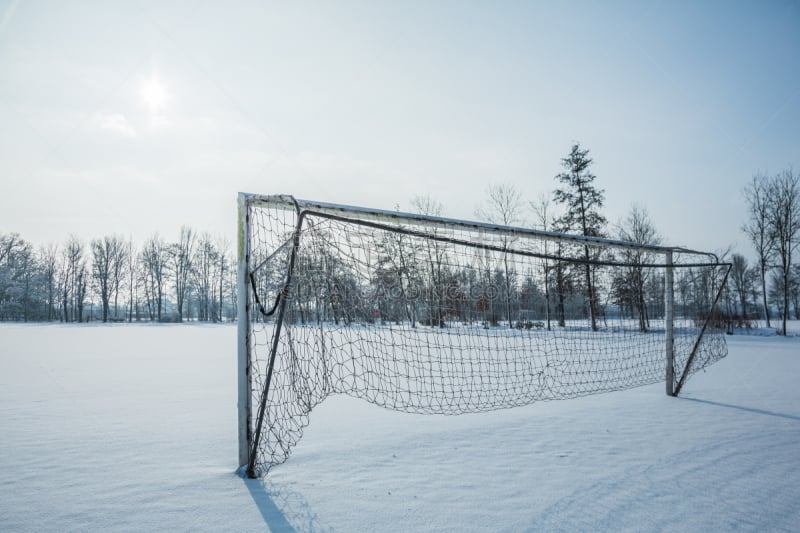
[243,198,729,476]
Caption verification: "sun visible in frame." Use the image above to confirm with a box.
[141,76,168,112]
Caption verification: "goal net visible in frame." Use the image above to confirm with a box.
[237,194,730,478]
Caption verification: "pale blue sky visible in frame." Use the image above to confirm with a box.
[1,0,798,256]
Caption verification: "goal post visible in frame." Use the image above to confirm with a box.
[665,250,675,397]
[237,193,730,477]
[237,193,251,468]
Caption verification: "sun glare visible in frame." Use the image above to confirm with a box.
[141,77,168,112]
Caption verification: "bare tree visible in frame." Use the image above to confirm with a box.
[475,184,524,327]
[59,236,87,322]
[39,243,59,321]
[411,195,444,218]
[57,250,70,322]
[530,193,555,330]
[141,234,167,321]
[91,236,125,322]
[375,219,421,327]
[791,264,800,320]
[741,173,775,328]
[411,195,448,327]
[475,184,525,227]
[125,238,143,322]
[168,226,196,322]
[193,232,218,321]
[91,238,112,322]
[16,242,35,321]
[216,236,231,322]
[729,253,751,319]
[616,204,661,332]
[75,261,88,322]
[110,237,127,320]
[769,168,800,335]
[747,267,761,320]
[126,238,139,322]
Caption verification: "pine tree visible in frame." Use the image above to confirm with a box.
[553,143,606,331]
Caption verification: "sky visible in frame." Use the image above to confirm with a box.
[1,0,798,257]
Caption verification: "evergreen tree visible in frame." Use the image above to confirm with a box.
[553,143,606,331]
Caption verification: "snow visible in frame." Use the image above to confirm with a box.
[1,323,798,532]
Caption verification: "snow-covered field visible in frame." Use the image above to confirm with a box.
[1,323,798,532]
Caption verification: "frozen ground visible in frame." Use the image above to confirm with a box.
[1,322,798,532]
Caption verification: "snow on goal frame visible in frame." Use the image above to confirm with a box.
[237,193,731,478]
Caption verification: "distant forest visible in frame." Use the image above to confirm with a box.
[1,147,798,334]
[0,228,236,323]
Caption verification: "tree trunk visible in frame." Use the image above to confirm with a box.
[761,264,771,328]
[783,269,789,335]
[739,290,747,320]
[544,267,551,331]
[556,263,566,327]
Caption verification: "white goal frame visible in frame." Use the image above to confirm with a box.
[237,192,730,477]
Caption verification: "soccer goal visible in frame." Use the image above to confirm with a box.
[237,193,731,478]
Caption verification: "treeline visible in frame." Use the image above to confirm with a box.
[0,228,236,323]
[723,252,800,330]
[278,149,800,335]
[2,145,798,332]
[263,143,744,334]
[282,230,724,335]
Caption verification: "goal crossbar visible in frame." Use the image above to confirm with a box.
[249,193,719,260]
